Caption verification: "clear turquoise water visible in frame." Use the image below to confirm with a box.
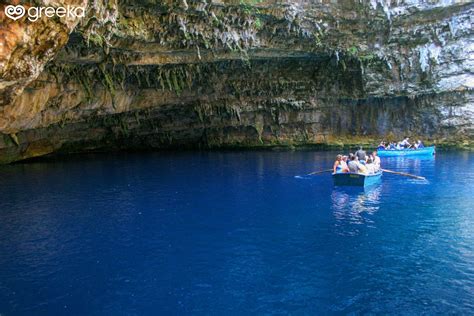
[0,151,473,314]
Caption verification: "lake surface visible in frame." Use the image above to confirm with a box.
[0,150,473,315]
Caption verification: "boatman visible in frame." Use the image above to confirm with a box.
[355,146,367,162]
[400,137,411,148]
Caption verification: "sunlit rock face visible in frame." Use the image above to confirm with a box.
[0,0,472,163]
[0,0,87,106]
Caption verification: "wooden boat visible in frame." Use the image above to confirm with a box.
[377,146,435,157]
[332,171,383,187]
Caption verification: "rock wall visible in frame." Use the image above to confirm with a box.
[0,0,472,163]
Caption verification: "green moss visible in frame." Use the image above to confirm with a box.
[359,53,376,62]
[165,70,173,91]
[254,17,262,30]
[348,46,358,56]
[86,33,105,47]
[254,121,264,144]
[194,106,204,123]
[240,0,262,5]
[341,60,347,71]
[240,0,262,15]
[98,64,116,107]
[172,71,181,95]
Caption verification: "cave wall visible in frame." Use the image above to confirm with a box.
[0,0,472,163]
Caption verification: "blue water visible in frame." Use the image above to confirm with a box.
[0,151,473,315]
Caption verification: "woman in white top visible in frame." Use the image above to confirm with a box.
[371,151,381,172]
[365,157,375,174]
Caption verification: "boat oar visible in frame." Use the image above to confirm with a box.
[307,169,333,176]
[294,169,332,179]
[382,169,426,180]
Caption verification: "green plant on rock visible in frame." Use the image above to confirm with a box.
[359,53,378,69]
[313,33,322,46]
[87,33,105,47]
[171,71,182,95]
[348,46,358,56]
[359,53,376,62]
[194,105,205,123]
[254,120,264,144]
[77,73,94,102]
[254,17,262,30]
[240,0,262,24]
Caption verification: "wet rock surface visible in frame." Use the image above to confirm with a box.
[0,0,472,163]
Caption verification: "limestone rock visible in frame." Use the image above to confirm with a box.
[0,0,472,163]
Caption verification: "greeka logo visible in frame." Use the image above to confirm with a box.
[5,5,25,20]
[4,4,85,22]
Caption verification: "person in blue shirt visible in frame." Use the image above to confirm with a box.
[333,154,349,173]
[377,141,386,150]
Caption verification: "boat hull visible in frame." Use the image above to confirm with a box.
[332,171,382,187]
[377,146,435,157]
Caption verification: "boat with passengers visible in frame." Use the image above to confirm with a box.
[377,146,435,157]
[327,147,425,186]
[332,151,382,187]
[332,171,382,187]
[376,138,435,157]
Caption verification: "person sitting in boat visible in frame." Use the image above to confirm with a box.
[365,157,376,174]
[355,146,367,163]
[388,142,396,150]
[377,141,386,150]
[357,157,368,174]
[400,137,411,148]
[341,155,350,172]
[348,154,367,174]
[347,154,357,172]
[371,151,381,171]
[333,155,345,174]
[417,140,424,148]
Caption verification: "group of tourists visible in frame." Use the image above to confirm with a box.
[377,137,425,150]
[333,147,381,175]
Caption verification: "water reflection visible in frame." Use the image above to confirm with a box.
[331,186,382,235]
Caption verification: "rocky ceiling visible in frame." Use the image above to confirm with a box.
[0,0,472,163]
